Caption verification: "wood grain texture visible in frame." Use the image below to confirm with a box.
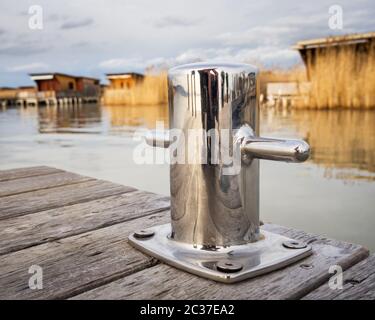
[0,190,170,255]
[0,171,93,197]
[73,224,369,300]
[0,166,370,300]
[0,211,170,300]
[303,254,375,300]
[0,179,135,220]
[0,166,62,182]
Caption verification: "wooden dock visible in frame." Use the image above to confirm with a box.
[0,166,373,300]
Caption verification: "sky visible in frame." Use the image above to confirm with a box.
[0,0,374,87]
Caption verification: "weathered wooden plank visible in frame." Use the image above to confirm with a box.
[303,254,375,300]
[0,179,135,220]
[0,190,170,255]
[0,211,170,300]
[0,171,93,197]
[0,166,369,300]
[0,166,63,182]
[72,224,369,300]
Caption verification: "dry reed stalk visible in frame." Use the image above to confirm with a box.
[301,42,375,109]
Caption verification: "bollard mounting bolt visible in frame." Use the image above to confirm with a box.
[282,240,308,249]
[133,230,155,239]
[216,260,243,273]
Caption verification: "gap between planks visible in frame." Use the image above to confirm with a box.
[0,179,136,221]
[0,190,170,256]
[71,224,369,300]
[0,166,63,182]
[0,210,170,300]
[0,171,95,198]
[0,167,370,300]
[1,212,365,300]
[303,254,375,300]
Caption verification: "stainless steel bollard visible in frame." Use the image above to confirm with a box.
[129,62,312,283]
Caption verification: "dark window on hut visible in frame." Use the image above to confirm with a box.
[68,82,74,90]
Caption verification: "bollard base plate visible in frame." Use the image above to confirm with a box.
[128,223,312,283]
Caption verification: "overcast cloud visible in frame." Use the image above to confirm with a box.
[0,0,374,86]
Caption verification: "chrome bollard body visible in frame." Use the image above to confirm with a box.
[129,62,312,283]
[169,63,260,247]
[168,62,308,247]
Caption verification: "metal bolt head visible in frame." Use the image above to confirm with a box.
[216,260,243,273]
[133,229,155,239]
[282,240,308,249]
[300,263,313,270]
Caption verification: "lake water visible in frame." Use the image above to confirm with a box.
[1,104,375,251]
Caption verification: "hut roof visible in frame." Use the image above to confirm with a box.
[293,32,375,50]
[29,73,99,81]
[106,72,144,80]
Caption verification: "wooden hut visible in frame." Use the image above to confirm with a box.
[293,32,375,108]
[103,72,168,106]
[29,73,101,105]
[106,73,144,90]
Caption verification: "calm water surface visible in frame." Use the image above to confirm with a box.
[1,104,374,251]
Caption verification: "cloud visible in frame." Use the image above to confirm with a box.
[173,47,300,67]
[98,45,301,74]
[47,13,69,21]
[217,26,294,47]
[71,41,90,48]
[7,62,49,72]
[0,42,50,56]
[215,13,331,50]
[0,0,373,86]
[342,8,375,31]
[98,58,146,71]
[98,56,177,73]
[18,9,28,16]
[61,18,93,29]
[152,16,201,28]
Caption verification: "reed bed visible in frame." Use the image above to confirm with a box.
[259,40,375,109]
[103,44,375,109]
[303,42,375,109]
